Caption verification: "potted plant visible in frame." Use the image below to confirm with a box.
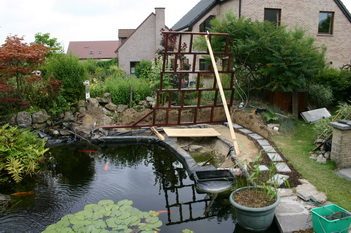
[229,156,286,231]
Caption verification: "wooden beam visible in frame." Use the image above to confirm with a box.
[205,33,241,156]
[163,128,221,137]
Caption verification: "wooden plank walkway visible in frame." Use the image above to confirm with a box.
[163,128,221,138]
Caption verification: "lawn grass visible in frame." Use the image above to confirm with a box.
[273,120,351,211]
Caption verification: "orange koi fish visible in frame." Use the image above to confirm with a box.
[103,162,110,171]
[77,150,97,153]
[10,191,34,197]
[156,210,170,214]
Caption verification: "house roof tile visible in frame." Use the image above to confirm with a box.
[67,40,120,59]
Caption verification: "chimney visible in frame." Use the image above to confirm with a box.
[155,7,165,51]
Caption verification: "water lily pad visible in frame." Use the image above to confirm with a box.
[145,216,159,224]
[118,199,133,206]
[43,199,163,232]
[98,199,114,206]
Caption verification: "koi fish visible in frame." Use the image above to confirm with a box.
[103,162,110,171]
[156,210,170,214]
[10,191,34,197]
[77,150,97,153]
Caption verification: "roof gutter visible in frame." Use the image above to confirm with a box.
[239,0,242,17]
[334,0,351,23]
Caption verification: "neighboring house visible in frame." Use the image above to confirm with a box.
[67,41,120,61]
[118,29,135,45]
[172,0,351,68]
[116,8,166,74]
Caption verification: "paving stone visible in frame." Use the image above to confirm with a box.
[257,139,271,147]
[237,128,253,134]
[223,122,243,129]
[247,133,263,140]
[275,162,292,173]
[277,188,294,197]
[267,152,283,162]
[269,174,289,186]
[275,195,314,233]
[296,182,327,203]
[258,165,269,171]
[261,145,276,153]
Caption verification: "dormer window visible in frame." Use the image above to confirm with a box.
[89,51,94,55]
[200,15,215,32]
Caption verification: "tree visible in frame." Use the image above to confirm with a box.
[44,53,87,102]
[205,12,326,92]
[0,35,51,113]
[33,32,63,55]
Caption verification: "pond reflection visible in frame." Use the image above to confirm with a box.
[0,142,278,233]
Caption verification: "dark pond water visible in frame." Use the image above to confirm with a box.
[0,142,279,233]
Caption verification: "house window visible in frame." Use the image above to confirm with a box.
[98,51,102,54]
[199,59,210,71]
[89,51,94,55]
[264,8,281,26]
[318,12,334,34]
[130,61,139,74]
[199,15,215,32]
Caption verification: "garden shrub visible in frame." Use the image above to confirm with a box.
[308,83,334,108]
[102,73,151,106]
[198,13,326,94]
[135,60,152,79]
[313,68,351,103]
[44,53,87,103]
[0,124,48,183]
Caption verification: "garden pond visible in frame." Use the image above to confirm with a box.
[0,141,279,232]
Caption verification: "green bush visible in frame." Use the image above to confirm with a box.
[44,53,87,102]
[313,68,351,103]
[200,12,326,92]
[0,124,48,183]
[102,73,151,105]
[135,60,152,79]
[308,83,334,108]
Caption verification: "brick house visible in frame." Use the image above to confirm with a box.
[116,8,166,75]
[172,0,351,68]
[67,41,120,61]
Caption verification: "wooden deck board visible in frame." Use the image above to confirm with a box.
[163,128,221,137]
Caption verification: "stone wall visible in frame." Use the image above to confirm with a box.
[329,121,351,168]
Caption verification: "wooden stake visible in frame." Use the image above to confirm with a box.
[150,126,165,140]
[205,33,241,156]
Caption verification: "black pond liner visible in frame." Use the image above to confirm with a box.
[91,135,251,193]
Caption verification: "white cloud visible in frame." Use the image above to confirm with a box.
[1,0,350,52]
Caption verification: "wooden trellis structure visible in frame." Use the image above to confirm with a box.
[103,31,234,128]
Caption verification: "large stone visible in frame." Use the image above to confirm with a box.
[117,104,128,113]
[64,111,75,121]
[77,100,86,108]
[146,96,154,102]
[87,98,99,109]
[105,103,117,111]
[9,115,17,126]
[102,93,112,103]
[73,125,92,138]
[16,111,32,128]
[32,123,47,130]
[296,181,327,203]
[32,110,49,124]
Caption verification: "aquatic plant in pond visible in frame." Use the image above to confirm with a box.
[43,199,163,233]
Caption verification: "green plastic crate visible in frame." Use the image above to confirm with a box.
[311,204,351,233]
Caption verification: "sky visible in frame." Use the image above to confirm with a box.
[1,0,351,52]
[0,0,201,51]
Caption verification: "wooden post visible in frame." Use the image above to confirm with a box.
[205,33,241,156]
